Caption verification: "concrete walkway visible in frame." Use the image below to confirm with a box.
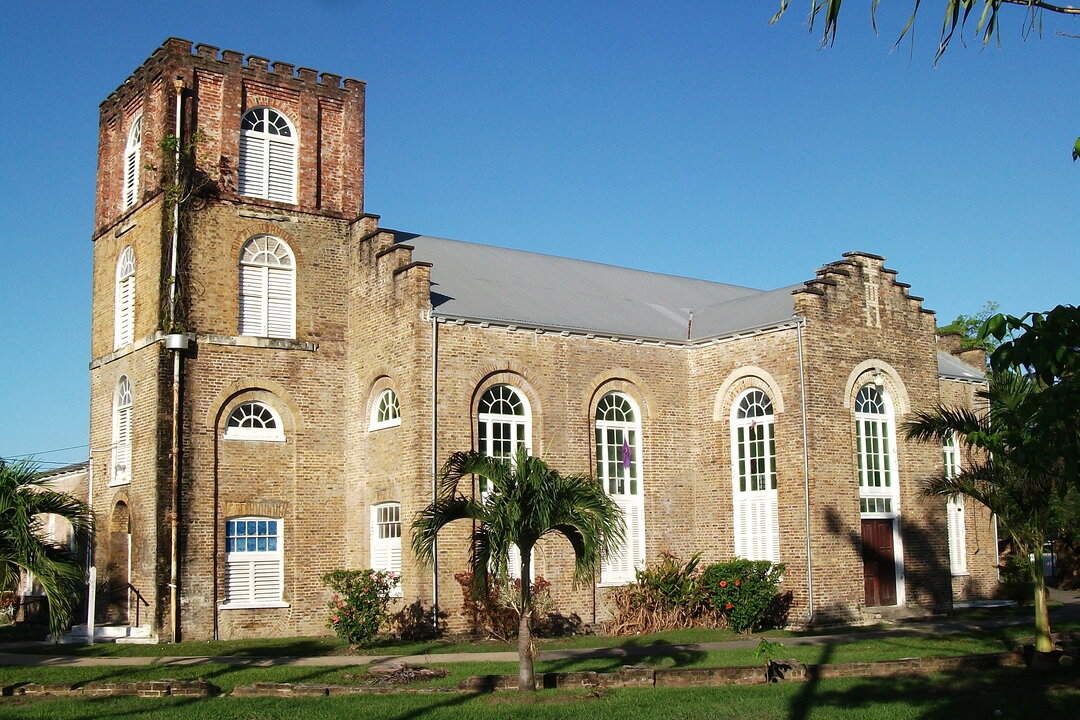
[2,597,1078,669]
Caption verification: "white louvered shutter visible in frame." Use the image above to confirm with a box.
[267,138,296,203]
[225,560,252,602]
[124,148,139,209]
[113,405,131,484]
[947,496,967,574]
[266,267,295,338]
[240,265,267,336]
[252,560,284,603]
[603,500,644,584]
[115,276,134,348]
[238,133,268,198]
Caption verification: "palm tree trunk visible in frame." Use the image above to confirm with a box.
[517,550,535,691]
[1030,547,1054,653]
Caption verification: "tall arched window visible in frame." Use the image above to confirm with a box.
[595,392,644,584]
[122,115,142,210]
[114,246,135,349]
[476,384,531,497]
[855,384,899,514]
[239,107,297,204]
[732,389,779,562]
[239,235,296,339]
[112,376,132,486]
[856,382,902,607]
[943,432,967,574]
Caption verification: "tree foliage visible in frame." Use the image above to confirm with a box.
[772,1,1080,64]
[937,300,1001,354]
[905,371,1063,652]
[411,447,623,691]
[0,461,92,640]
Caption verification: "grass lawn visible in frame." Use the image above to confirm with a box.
[0,669,1077,720]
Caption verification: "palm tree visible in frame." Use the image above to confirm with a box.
[904,371,1063,654]
[0,460,93,640]
[412,447,624,691]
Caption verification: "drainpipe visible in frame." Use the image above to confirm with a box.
[430,312,439,633]
[168,76,185,644]
[86,453,97,644]
[796,318,814,625]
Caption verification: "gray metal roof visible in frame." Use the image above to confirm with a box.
[937,351,987,383]
[395,233,798,341]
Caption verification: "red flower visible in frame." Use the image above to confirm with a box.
[735,579,741,586]
[725,603,733,610]
[719,580,727,588]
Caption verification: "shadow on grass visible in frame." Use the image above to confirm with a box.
[539,637,707,673]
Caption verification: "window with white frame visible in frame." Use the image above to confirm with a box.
[855,384,899,515]
[595,392,645,584]
[476,385,531,497]
[224,401,285,441]
[111,376,132,486]
[371,503,402,597]
[239,107,297,204]
[370,389,401,430]
[732,389,779,562]
[123,115,142,210]
[223,517,286,607]
[239,235,296,339]
[943,433,967,574]
[476,384,532,577]
[114,246,135,350]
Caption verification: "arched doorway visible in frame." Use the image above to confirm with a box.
[103,501,131,624]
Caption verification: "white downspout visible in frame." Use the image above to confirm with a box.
[796,318,814,625]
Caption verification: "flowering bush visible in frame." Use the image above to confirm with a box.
[321,569,399,647]
[701,559,786,632]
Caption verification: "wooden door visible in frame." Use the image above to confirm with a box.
[861,518,897,607]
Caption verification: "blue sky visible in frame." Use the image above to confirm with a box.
[1,2,1076,468]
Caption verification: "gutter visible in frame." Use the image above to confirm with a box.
[796,317,814,625]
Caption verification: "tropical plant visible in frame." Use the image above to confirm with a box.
[606,552,716,635]
[771,1,1080,63]
[904,371,1065,653]
[0,460,92,640]
[412,447,624,691]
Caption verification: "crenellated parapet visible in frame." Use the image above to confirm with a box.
[95,38,366,236]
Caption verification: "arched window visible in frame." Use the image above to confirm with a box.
[595,392,644,584]
[943,433,967,574]
[476,384,532,577]
[476,384,531,494]
[370,389,401,430]
[239,235,295,339]
[122,115,142,210]
[223,517,286,607]
[224,401,285,441]
[371,503,403,597]
[111,376,132,486]
[114,246,135,349]
[732,389,779,562]
[239,107,297,204]
[855,384,899,514]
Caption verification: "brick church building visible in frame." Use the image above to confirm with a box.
[87,39,998,642]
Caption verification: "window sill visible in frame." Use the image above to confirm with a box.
[369,420,402,432]
[950,570,971,577]
[109,479,131,488]
[223,432,286,443]
[218,601,290,610]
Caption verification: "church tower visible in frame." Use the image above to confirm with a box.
[88,39,367,640]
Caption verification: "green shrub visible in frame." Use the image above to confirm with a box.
[701,560,785,632]
[322,569,399,647]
